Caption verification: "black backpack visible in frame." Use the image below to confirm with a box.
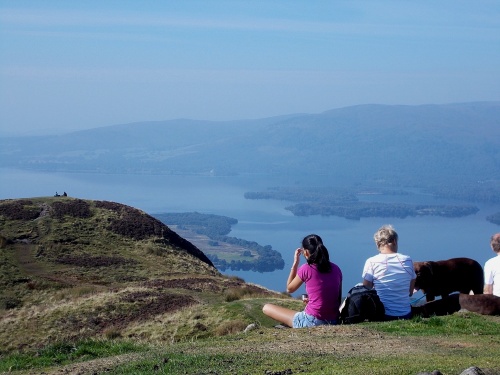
[340,285,385,324]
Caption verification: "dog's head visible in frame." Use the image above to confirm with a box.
[414,261,434,292]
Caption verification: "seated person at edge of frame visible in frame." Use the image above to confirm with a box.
[362,224,416,321]
[262,234,343,328]
[484,233,500,297]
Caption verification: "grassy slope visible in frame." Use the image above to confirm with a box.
[1,197,499,375]
[3,309,500,375]
[0,197,278,352]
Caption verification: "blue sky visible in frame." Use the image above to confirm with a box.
[1,1,499,135]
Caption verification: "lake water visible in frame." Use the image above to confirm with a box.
[1,168,499,298]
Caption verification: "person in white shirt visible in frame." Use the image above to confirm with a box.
[362,225,416,320]
[484,233,500,297]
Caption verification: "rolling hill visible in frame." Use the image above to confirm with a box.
[0,197,276,352]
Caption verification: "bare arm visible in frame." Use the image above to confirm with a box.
[409,278,416,297]
[287,275,303,294]
[286,248,304,293]
[484,284,493,294]
[363,279,373,290]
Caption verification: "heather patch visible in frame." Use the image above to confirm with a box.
[0,199,41,220]
[52,199,92,219]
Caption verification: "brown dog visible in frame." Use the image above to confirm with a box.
[414,257,484,302]
[458,293,500,315]
[412,293,500,317]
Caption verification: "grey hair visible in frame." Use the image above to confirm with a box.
[374,225,398,248]
[491,233,500,253]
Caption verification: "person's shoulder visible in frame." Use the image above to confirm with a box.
[397,252,413,260]
[299,263,314,273]
[330,261,342,271]
[488,255,500,265]
[366,253,383,262]
[298,263,309,271]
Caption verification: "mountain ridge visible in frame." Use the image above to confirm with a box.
[1,101,499,189]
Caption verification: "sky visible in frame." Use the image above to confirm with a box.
[1,1,499,136]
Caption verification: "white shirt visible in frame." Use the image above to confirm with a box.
[484,254,500,297]
[362,252,416,317]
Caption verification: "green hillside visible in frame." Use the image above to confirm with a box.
[0,197,278,353]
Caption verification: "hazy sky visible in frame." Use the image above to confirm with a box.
[1,1,499,135]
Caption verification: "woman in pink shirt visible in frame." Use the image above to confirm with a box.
[263,234,343,328]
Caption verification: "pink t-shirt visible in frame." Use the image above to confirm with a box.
[298,262,342,321]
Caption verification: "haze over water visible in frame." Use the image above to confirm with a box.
[2,168,499,298]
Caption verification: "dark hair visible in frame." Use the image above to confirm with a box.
[302,234,331,273]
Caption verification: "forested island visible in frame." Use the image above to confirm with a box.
[245,187,480,220]
[285,202,479,220]
[153,212,284,272]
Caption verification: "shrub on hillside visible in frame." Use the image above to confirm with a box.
[95,200,127,212]
[52,200,92,219]
[0,200,41,220]
[105,205,164,241]
[2,296,22,309]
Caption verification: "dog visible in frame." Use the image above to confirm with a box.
[412,293,500,317]
[458,293,500,315]
[413,257,484,302]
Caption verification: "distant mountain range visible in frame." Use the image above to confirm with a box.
[1,102,499,193]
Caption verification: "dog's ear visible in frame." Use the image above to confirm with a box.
[415,262,433,278]
[424,261,434,276]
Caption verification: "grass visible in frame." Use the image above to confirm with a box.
[0,340,147,373]
[2,312,499,375]
[373,312,500,336]
[107,352,494,375]
[102,314,500,375]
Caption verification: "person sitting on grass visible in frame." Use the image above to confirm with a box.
[362,224,416,321]
[484,233,500,297]
[262,234,343,328]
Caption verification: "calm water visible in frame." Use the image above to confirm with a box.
[1,168,499,298]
